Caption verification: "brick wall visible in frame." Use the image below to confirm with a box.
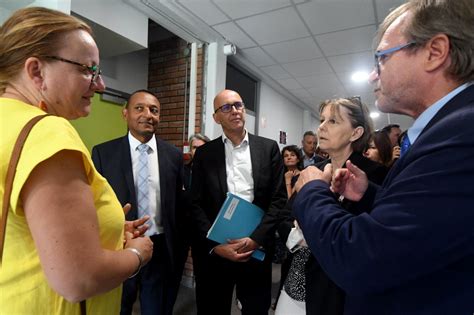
[148,35,204,149]
[148,34,204,288]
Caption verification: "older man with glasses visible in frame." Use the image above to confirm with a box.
[189,89,287,315]
[292,0,474,314]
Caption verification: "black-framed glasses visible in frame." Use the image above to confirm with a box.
[374,41,416,76]
[45,55,102,84]
[214,101,245,114]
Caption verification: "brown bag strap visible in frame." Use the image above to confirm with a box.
[0,114,50,262]
[80,300,86,315]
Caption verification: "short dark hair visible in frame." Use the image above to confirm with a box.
[303,131,315,139]
[126,89,158,108]
[381,124,400,134]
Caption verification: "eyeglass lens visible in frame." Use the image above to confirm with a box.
[45,56,101,84]
[374,42,415,75]
[217,102,245,113]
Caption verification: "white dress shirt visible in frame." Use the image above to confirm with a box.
[128,132,163,234]
[222,130,254,203]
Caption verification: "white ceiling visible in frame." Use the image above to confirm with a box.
[0,0,413,129]
[130,0,414,129]
[0,0,414,131]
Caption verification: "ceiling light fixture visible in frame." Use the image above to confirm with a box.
[370,112,380,119]
[351,71,369,82]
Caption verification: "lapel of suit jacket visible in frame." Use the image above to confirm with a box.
[248,133,261,191]
[121,136,136,204]
[155,137,166,209]
[216,136,228,193]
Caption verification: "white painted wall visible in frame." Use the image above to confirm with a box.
[1,0,70,23]
[203,42,228,140]
[257,83,308,149]
[376,113,414,131]
[101,49,149,94]
[71,0,147,48]
[303,109,319,134]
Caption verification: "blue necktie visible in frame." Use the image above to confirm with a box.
[400,134,411,157]
[137,144,155,233]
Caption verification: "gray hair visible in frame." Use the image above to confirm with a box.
[189,133,210,152]
[376,0,474,83]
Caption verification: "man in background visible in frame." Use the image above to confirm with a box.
[301,131,324,167]
[190,89,287,314]
[92,90,187,315]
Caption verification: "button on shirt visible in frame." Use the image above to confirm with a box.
[223,131,254,203]
[128,133,163,234]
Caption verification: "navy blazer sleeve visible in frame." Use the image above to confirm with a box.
[294,90,474,297]
[91,146,102,173]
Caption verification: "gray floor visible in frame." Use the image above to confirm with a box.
[173,263,281,315]
[133,264,281,315]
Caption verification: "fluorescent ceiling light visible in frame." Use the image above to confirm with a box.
[370,112,380,119]
[351,71,369,82]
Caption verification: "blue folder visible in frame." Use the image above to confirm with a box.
[207,193,266,261]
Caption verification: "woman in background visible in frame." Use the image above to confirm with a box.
[0,7,152,314]
[282,145,304,197]
[272,145,305,310]
[365,130,394,168]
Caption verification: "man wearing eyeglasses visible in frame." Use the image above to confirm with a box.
[190,89,287,314]
[292,0,474,314]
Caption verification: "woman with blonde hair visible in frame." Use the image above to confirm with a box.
[0,7,153,314]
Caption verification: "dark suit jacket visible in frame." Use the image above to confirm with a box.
[190,133,287,252]
[294,84,474,314]
[91,135,185,267]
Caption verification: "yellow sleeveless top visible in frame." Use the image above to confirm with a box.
[0,98,124,314]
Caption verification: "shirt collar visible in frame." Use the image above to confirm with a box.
[221,129,249,147]
[407,82,473,144]
[128,132,157,152]
[301,149,316,160]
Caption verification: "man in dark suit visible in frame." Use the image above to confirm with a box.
[190,89,287,315]
[292,0,474,314]
[300,130,325,167]
[92,90,186,315]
